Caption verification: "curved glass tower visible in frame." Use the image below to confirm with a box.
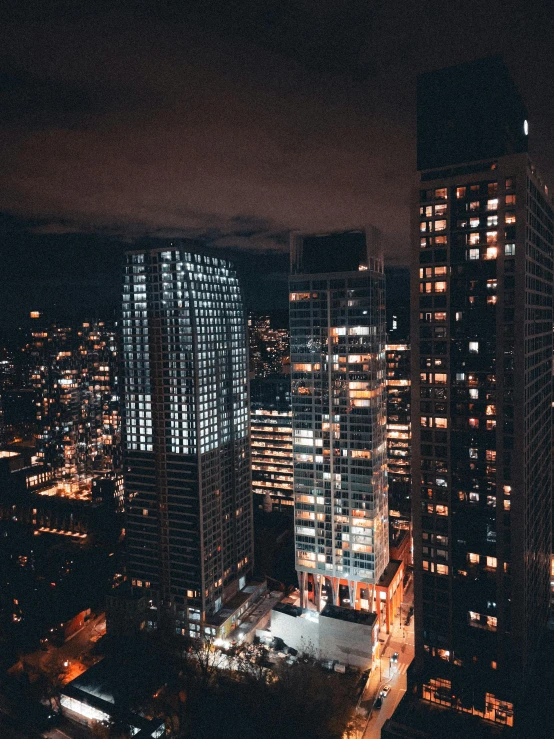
[122,244,252,631]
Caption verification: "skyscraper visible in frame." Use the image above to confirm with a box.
[122,245,253,633]
[411,58,553,729]
[289,229,389,611]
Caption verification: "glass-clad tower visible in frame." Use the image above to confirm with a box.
[289,229,388,611]
[122,245,253,629]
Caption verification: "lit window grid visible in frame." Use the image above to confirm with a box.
[289,273,389,585]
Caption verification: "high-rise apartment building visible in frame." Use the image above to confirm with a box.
[251,377,293,511]
[289,229,389,611]
[122,245,253,633]
[385,343,411,517]
[25,320,120,478]
[411,58,553,729]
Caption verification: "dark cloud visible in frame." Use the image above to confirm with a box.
[0,0,553,266]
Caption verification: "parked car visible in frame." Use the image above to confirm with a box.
[374,696,383,709]
[380,684,391,698]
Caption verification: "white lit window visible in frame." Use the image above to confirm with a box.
[468,248,480,260]
[469,341,479,353]
[505,243,515,256]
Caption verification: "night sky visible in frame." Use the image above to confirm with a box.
[1,1,553,330]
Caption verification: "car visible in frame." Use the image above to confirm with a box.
[380,684,391,697]
[374,696,383,709]
[391,652,399,664]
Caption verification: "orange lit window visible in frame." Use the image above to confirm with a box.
[434,281,447,293]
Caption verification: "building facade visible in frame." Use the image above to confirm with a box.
[289,229,389,612]
[251,376,293,511]
[122,245,253,634]
[411,58,553,729]
[385,343,411,517]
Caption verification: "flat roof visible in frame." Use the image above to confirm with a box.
[320,603,377,627]
[206,578,266,627]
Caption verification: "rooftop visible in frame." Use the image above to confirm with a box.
[320,603,377,627]
[377,559,403,589]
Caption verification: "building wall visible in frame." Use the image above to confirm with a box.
[385,344,411,517]
[319,613,374,669]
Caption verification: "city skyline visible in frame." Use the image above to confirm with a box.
[1,4,554,735]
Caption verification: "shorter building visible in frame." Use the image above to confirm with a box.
[268,602,379,670]
[385,344,411,518]
[60,659,165,738]
[107,577,275,644]
[390,523,412,571]
[0,452,123,544]
[251,408,293,510]
[375,559,405,634]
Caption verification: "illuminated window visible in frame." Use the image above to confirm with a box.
[486,231,497,244]
[469,200,480,212]
[488,182,498,195]
[469,341,479,353]
[505,213,516,224]
[435,417,447,428]
[434,373,447,384]
[468,248,480,260]
[468,553,479,564]
[436,504,448,516]
[469,388,478,399]
[435,188,447,199]
[436,564,449,576]
[486,556,497,569]
[469,217,480,228]
[435,203,447,216]
[485,246,497,259]
[468,232,480,245]
[435,266,447,275]
[435,281,447,293]
[505,194,516,206]
[469,448,478,459]
[456,186,466,199]
[487,215,498,227]
[487,198,498,210]
[435,312,447,321]
[469,418,479,428]
[435,220,447,231]
[505,243,515,256]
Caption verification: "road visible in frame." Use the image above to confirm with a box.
[19,613,106,686]
[360,579,415,739]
